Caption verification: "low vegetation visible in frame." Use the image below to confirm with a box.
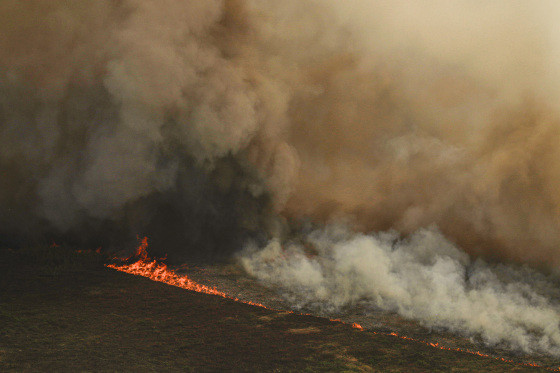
[0,245,548,372]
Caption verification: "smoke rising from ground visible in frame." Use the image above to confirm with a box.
[4,0,560,356]
[3,0,560,263]
[242,226,560,355]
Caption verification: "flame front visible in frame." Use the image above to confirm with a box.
[106,238,557,371]
[107,237,264,307]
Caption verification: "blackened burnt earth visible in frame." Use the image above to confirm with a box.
[0,245,550,372]
[182,262,560,370]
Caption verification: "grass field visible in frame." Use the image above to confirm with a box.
[0,245,549,372]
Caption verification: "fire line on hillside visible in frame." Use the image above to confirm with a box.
[106,238,556,372]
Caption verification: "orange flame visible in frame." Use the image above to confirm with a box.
[131,236,149,261]
[107,237,264,307]
[382,332,555,370]
[106,238,558,372]
[352,322,364,331]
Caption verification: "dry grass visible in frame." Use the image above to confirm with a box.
[0,245,549,372]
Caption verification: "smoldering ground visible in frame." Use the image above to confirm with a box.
[242,225,560,356]
[3,0,560,356]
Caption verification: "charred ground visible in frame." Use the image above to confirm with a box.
[0,244,551,372]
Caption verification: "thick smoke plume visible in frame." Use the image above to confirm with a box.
[0,0,298,257]
[242,226,560,355]
[4,0,560,356]
[4,0,560,263]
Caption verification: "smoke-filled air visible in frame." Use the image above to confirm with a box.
[3,0,560,356]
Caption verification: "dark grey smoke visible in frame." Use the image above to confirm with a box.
[0,1,289,258]
[4,0,560,267]
[5,0,560,356]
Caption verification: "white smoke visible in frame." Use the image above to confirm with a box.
[4,0,560,353]
[241,226,560,355]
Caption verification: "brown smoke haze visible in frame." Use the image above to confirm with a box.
[283,1,560,267]
[3,0,560,264]
[4,0,560,356]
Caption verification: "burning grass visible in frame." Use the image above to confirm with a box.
[106,238,556,371]
[107,237,266,308]
[0,241,554,371]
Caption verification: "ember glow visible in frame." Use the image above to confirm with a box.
[107,238,558,371]
[5,1,560,369]
[242,227,560,356]
[383,332,556,371]
[107,237,263,307]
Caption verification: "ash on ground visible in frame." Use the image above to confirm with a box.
[176,262,560,370]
